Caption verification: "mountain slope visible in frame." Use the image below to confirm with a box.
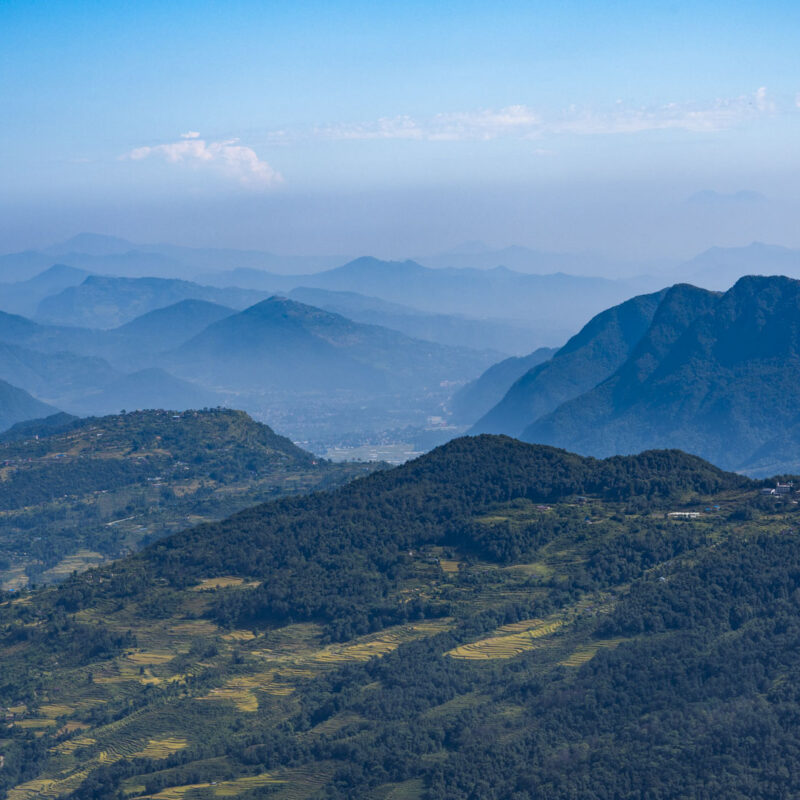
[7,436,799,800]
[450,346,557,423]
[472,288,668,435]
[523,276,800,471]
[0,379,58,432]
[170,296,493,393]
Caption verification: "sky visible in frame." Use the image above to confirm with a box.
[2,0,800,261]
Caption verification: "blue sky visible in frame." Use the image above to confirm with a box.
[2,0,800,258]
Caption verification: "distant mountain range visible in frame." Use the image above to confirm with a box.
[0,292,496,441]
[8,233,800,349]
[0,264,567,356]
[416,242,639,276]
[285,287,545,354]
[664,242,800,291]
[201,256,632,334]
[36,275,267,328]
[0,232,349,282]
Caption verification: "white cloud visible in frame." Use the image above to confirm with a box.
[126,134,282,188]
[316,105,541,142]
[311,89,778,143]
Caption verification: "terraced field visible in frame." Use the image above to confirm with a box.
[446,618,565,660]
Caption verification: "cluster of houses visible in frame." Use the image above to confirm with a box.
[760,481,794,496]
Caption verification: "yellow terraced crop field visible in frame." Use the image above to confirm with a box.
[143,771,286,799]
[496,617,546,633]
[52,735,96,755]
[169,620,219,636]
[311,619,453,665]
[198,687,259,712]
[14,718,57,729]
[56,721,90,735]
[190,576,245,591]
[131,737,189,759]
[7,769,91,800]
[560,638,625,667]
[226,673,295,696]
[38,703,74,718]
[221,629,256,641]
[6,779,58,800]
[125,650,176,666]
[446,620,564,660]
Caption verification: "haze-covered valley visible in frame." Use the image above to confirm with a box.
[5,232,800,460]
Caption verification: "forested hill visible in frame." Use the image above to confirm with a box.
[5,435,796,799]
[0,408,371,592]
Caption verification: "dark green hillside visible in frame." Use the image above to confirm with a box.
[4,435,795,799]
[0,408,370,592]
[524,275,800,471]
[472,288,668,435]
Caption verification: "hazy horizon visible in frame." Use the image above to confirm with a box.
[3,1,800,269]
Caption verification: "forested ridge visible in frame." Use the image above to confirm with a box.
[0,408,370,591]
[2,434,800,800]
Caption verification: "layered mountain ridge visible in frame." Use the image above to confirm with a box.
[474,274,800,474]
